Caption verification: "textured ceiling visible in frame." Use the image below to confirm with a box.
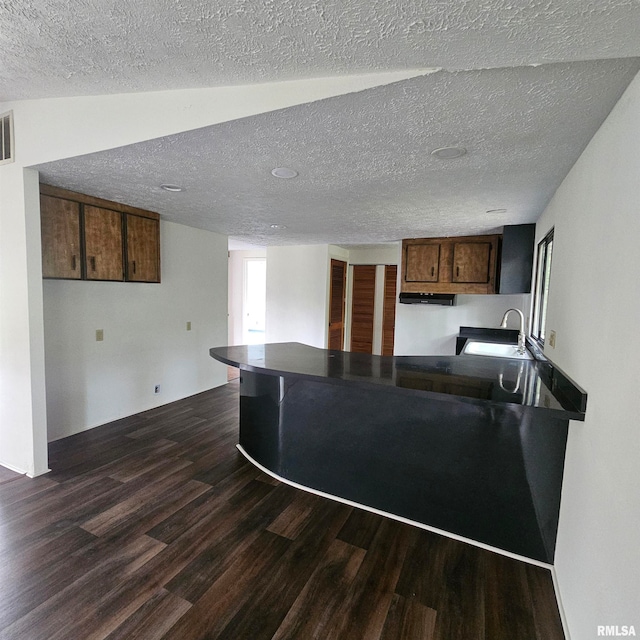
[35,59,640,245]
[9,0,640,245]
[3,0,640,101]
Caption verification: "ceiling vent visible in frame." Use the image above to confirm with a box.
[1,111,14,165]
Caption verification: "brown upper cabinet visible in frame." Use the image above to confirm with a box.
[125,214,160,283]
[84,205,124,281]
[40,184,160,283]
[401,235,500,294]
[40,195,82,279]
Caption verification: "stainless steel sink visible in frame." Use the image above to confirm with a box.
[462,341,533,360]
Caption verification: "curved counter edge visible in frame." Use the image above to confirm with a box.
[236,443,553,570]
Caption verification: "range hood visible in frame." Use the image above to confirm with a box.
[398,293,456,306]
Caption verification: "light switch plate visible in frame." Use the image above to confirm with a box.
[96,329,104,342]
[186,321,192,331]
[548,330,556,348]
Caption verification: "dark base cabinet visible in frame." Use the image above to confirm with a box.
[239,368,568,564]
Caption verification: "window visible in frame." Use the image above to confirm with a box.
[531,228,554,344]
[0,111,14,164]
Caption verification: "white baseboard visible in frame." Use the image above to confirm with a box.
[0,459,28,475]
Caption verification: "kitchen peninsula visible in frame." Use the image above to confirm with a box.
[210,342,586,564]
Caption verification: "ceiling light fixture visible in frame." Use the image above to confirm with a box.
[431,146,467,160]
[160,184,185,192]
[270,224,287,229]
[486,208,507,214]
[271,167,298,179]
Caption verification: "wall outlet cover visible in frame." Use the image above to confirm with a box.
[154,385,161,394]
[187,321,192,331]
[96,329,104,341]
[549,330,556,348]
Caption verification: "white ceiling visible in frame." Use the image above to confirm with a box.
[6,0,640,245]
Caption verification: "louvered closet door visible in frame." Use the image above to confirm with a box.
[381,265,397,356]
[350,265,376,354]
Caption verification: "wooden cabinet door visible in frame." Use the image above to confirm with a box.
[40,195,82,279]
[84,206,124,281]
[126,214,160,283]
[404,243,440,282]
[328,259,347,350]
[452,241,492,283]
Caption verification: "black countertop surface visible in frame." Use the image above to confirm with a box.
[210,342,586,421]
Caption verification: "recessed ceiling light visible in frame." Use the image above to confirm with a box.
[431,146,467,160]
[270,224,287,229]
[486,208,507,214]
[271,167,298,179]
[160,184,185,192]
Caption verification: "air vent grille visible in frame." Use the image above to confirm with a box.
[1,111,14,164]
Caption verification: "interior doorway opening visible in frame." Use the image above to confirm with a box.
[243,257,266,345]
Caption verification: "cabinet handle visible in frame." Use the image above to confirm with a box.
[431,266,434,277]
[132,260,136,274]
[456,266,460,277]
[90,256,96,271]
[71,255,77,271]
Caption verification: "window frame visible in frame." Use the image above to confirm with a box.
[531,228,554,345]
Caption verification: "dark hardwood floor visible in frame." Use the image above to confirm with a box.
[0,381,565,639]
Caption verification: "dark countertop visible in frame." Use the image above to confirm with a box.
[210,342,586,421]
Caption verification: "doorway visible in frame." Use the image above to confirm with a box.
[243,257,266,345]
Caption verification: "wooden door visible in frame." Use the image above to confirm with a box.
[381,265,397,356]
[126,214,160,283]
[350,265,376,354]
[404,243,440,282]
[84,205,124,281]
[40,195,82,279]
[328,259,347,350]
[452,241,492,283]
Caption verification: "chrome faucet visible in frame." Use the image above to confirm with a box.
[500,308,527,354]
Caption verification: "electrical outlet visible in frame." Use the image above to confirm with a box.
[154,385,161,394]
[96,329,104,342]
[186,321,192,331]
[548,330,556,348]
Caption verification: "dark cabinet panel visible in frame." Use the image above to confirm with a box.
[40,195,82,279]
[498,224,536,294]
[84,206,124,281]
[126,214,160,283]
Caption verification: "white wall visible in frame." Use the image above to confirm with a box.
[228,249,267,345]
[394,294,531,356]
[0,71,424,474]
[534,72,640,639]
[43,221,228,441]
[265,245,332,348]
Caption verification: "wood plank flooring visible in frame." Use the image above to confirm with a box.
[0,381,565,639]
